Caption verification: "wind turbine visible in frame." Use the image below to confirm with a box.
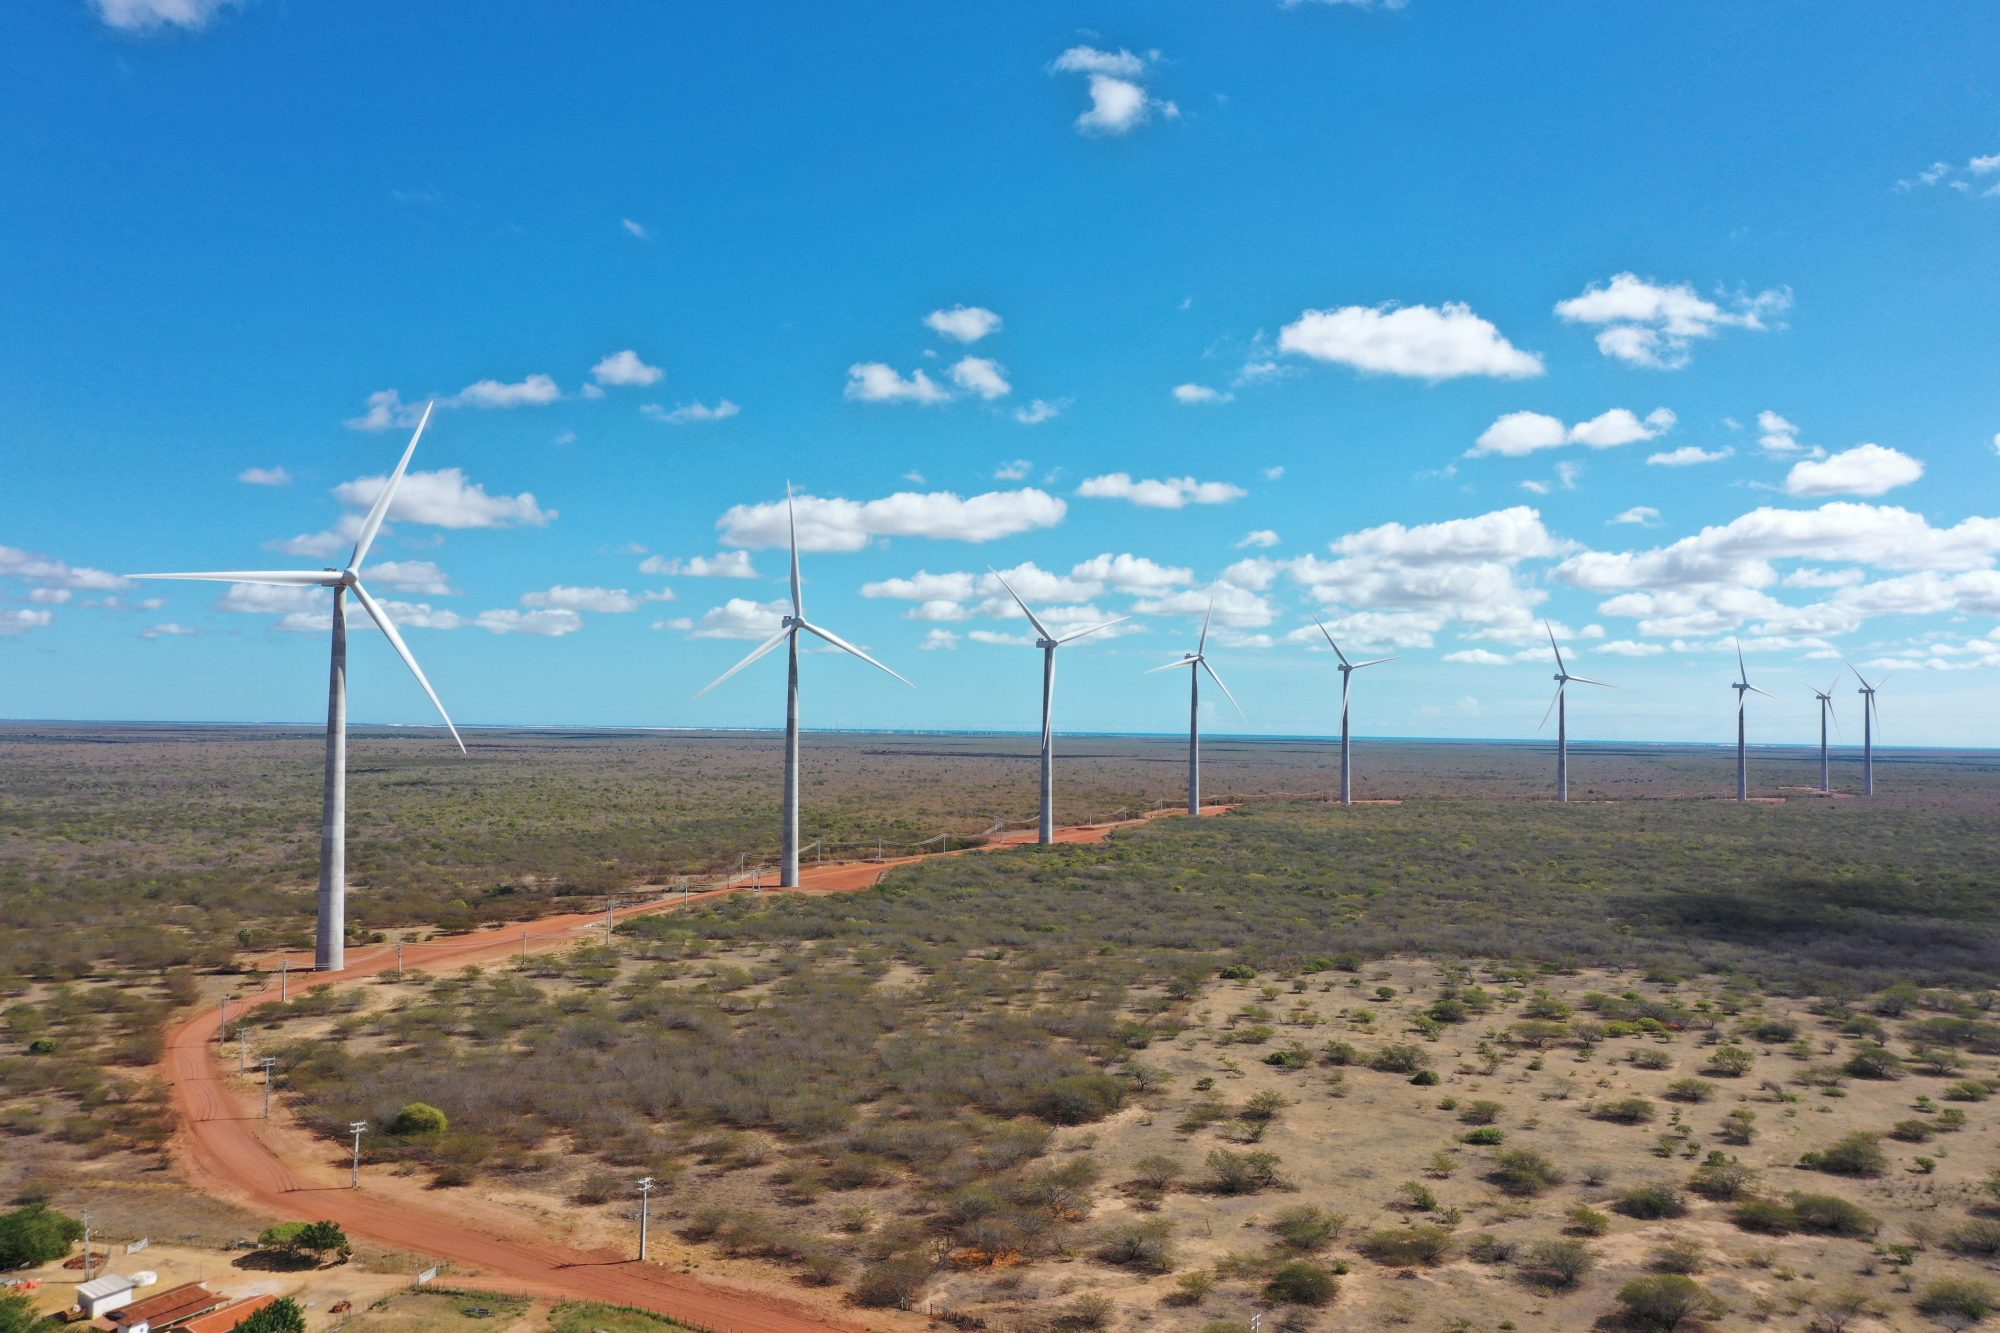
[697,489,912,886]
[1730,638,1774,802]
[990,571,1127,844]
[1849,663,1888,796]
[1311,617,1397,807]
[1539,621,1611,803]
[130,403,463,973]
[1147,604,1242,816]
[1809,677,1840,794]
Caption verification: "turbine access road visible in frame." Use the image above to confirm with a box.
[159,804,1228,1333]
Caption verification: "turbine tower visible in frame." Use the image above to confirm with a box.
[1539,621,1611,804]
[1809,678,1840,793]
[1147,604,1242,816]
[697,489,912,886]
[131,403,464,973]
[990,570,1127,844]
[1311,617,1397,807]
[1849,663,1888,796]
[1730,638,1773,802]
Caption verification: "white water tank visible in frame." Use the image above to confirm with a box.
[133,1272,159,1287]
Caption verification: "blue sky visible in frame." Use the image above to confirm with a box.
[4,0,1998,745]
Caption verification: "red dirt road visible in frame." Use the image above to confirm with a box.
[159,804,1227,1331]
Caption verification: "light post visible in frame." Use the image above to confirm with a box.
[280,957,289,1001]
[637,1176,654,1260]
[261,1057,276,1117]
[217,996,228,1042]
[349,1121,367,1187]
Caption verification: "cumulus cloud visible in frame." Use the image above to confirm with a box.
[862,571,980,602]
[92,0,242,30]
[0,545,129,592]
[1755,411,1820,458]
[1076,473,1247,509]
[1470,406,1674,457]
[476,608,583,636]
[334,468,554,529]
[1237,529,1281,549]
[692,598,789,640]
[1070,552,1194,593]
[1014,399,1066,425]
[924,305,1002,343]
[238,466,291,486]
[1279,302,1544,380]
[1896,152,2000,198]
[1555,273,1790,369]
[1132,582,1275,628]
[621,218,652,240]
[844,362,949,405]
[1647,445,1734,467]
[1050,47,1177,136]
[719,488,1066,551]
[140,623,199,639]
[1173,383,1233,405]
[366,560,454,595]
[639,551,758,578]
[950,356,1012,400]
[1784,443,1924,498]
[0,609,54,635]
[591,350,664,387]
[1610,507,1661,527]
[521,585,641,613]
[642,399,740,425]
[920,628,961,650]
[454,374,561,409]
[1442,648,1510,666]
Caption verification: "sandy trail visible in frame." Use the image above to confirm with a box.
[159,804,1227,1332]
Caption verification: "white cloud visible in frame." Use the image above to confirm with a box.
[1279,302,1544,380]
[969,629,1034,647]
[27,588,71,605]
[1050,46,1147,77]
[862,571,980,601]
[1070,552,1194,593]
[1013,398,1066,425]
[920,628,961,651]
[1594,639,1666,657]
[1132,583,1275,628]
[642,399,740,425]
[692,598,789,640]
[621,218,652,240]
[521,585,640,613]
[1783,567,1865,589]
[1784,443,1924,498]
[1555,273,1790,369]
[1050,48,1176,136]
[1519,480,1550,496]
[1263,466,1286,480]
[1610,507,1661,527]
[476,608,584,637]
[0,609,54,635]
[719,488,1066,551]
[454,374,561,410]
[140,622,199,639]
[1470,406,1674,458]
[1442,648,1510,666]
[92,0,241,30]
[1237,529,1281,549]
[950,356,1012,400]
[591,350,664,387]
[0,545,129,591]
[994,459,1033,481]
[345,389,422,432]
[1330,505,1564,565]
[335,468,554,529]
[1897,153,2000,197]
[640,551,758,579]
[924,305,1002,343]
[238,466,292,486]
[844,362,949,405]
[909,599,971,622]
[1647,445,1734,467]
[366,560,454,595]
[1173,383,1234,405]
[1076,473,1247,509]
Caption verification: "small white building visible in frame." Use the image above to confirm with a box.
[76,1274,137,1320]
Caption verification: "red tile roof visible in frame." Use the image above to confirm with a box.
[179,1295,277,1333]
[109,1283,226,1329]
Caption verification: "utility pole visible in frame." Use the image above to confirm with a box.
[81,1209,92,1281]
[280,958,289,1001]
[637,1176,654,1260]
[520,932,528,965]
[261,1057,276,1117]
[396,940,404,977]
[237,1031,246,1075]
[605,900,616,945]
[348,1121,367,1187]
[217,996,228,1042]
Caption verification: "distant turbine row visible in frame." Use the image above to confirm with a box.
[124,422,1902,971]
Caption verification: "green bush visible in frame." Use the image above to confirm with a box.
[1459,1099,1504,1125]
[1204,1148,1284,1195]
[1522,1238,1594,1288]
[1615,1274,1725,1330]
[1592,1097,1657,1124]
[1095,1219,1176,1273]
[1703,1046,1754,1077]
[1916,1279,1996,1324]
[1806,1133,1887,1178]
[1787,1194,1876,1238]
[1688,1154,1754,1201]
[1263,1260,1340,1306]
[1461,1126,1506,1145]
[853,1256,931,1309]
[1663,1078,1714,1104]
[1946,1219,2000,1258]
[1842,1045,1904,1080]
[1035,1072,1126,1125]
[1729,1198,1795,1235]
[0,1204,83,1269]
[1489,1149,1565,1196]
[1616,1184,1686,1220]
[1369,1044,1430,1074]
[1267,1205,1343,1252]
[1360,1225,1454,1267]
[389,1101,449,1136]
[236,1299,306,1333]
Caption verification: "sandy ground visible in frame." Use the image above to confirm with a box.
[156,805,1226,1333]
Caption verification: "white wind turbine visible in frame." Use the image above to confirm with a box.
[1809,677,1840,794]
[1539,621,1611,803]
[989,570,1127,844]
[697,489,912,886]
[1147,604,1242,816]
[1848,662,1889,796]
[1730,638,1774,802]
[1311,617,1397,807]
[131,402,463,973]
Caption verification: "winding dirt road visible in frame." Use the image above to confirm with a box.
[159,805,1226,1332]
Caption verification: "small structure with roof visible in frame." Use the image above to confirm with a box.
[105,1282,228,1333]
[75,1274,138,1320]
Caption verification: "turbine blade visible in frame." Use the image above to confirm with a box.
[1538,682,1565,731]
[989,568,1053,640]
[1198,601,1213,655]
[1145,658,1196,675]
[1312,616,1351,668]
[1736,690,1746,718]
[127,570,338,586]
[797,619,914,687]
[350,401,434,569]
[1735,637,1749,687]
[1567,674,1614,688]
[1056,614,1129,645]
[1748,685,1774,700]
[1545,619,1568,676]
[786,485,804,618]
[1873,671,1892,690]
[1200,656,1245,718]
[695,626,790,697]
[351,580,464,754]
[1827,697,1841,738]
[1340,669,1352,720]
[1351,655,1400,670]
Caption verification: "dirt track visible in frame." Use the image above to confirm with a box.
[159,805,1225,1332]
